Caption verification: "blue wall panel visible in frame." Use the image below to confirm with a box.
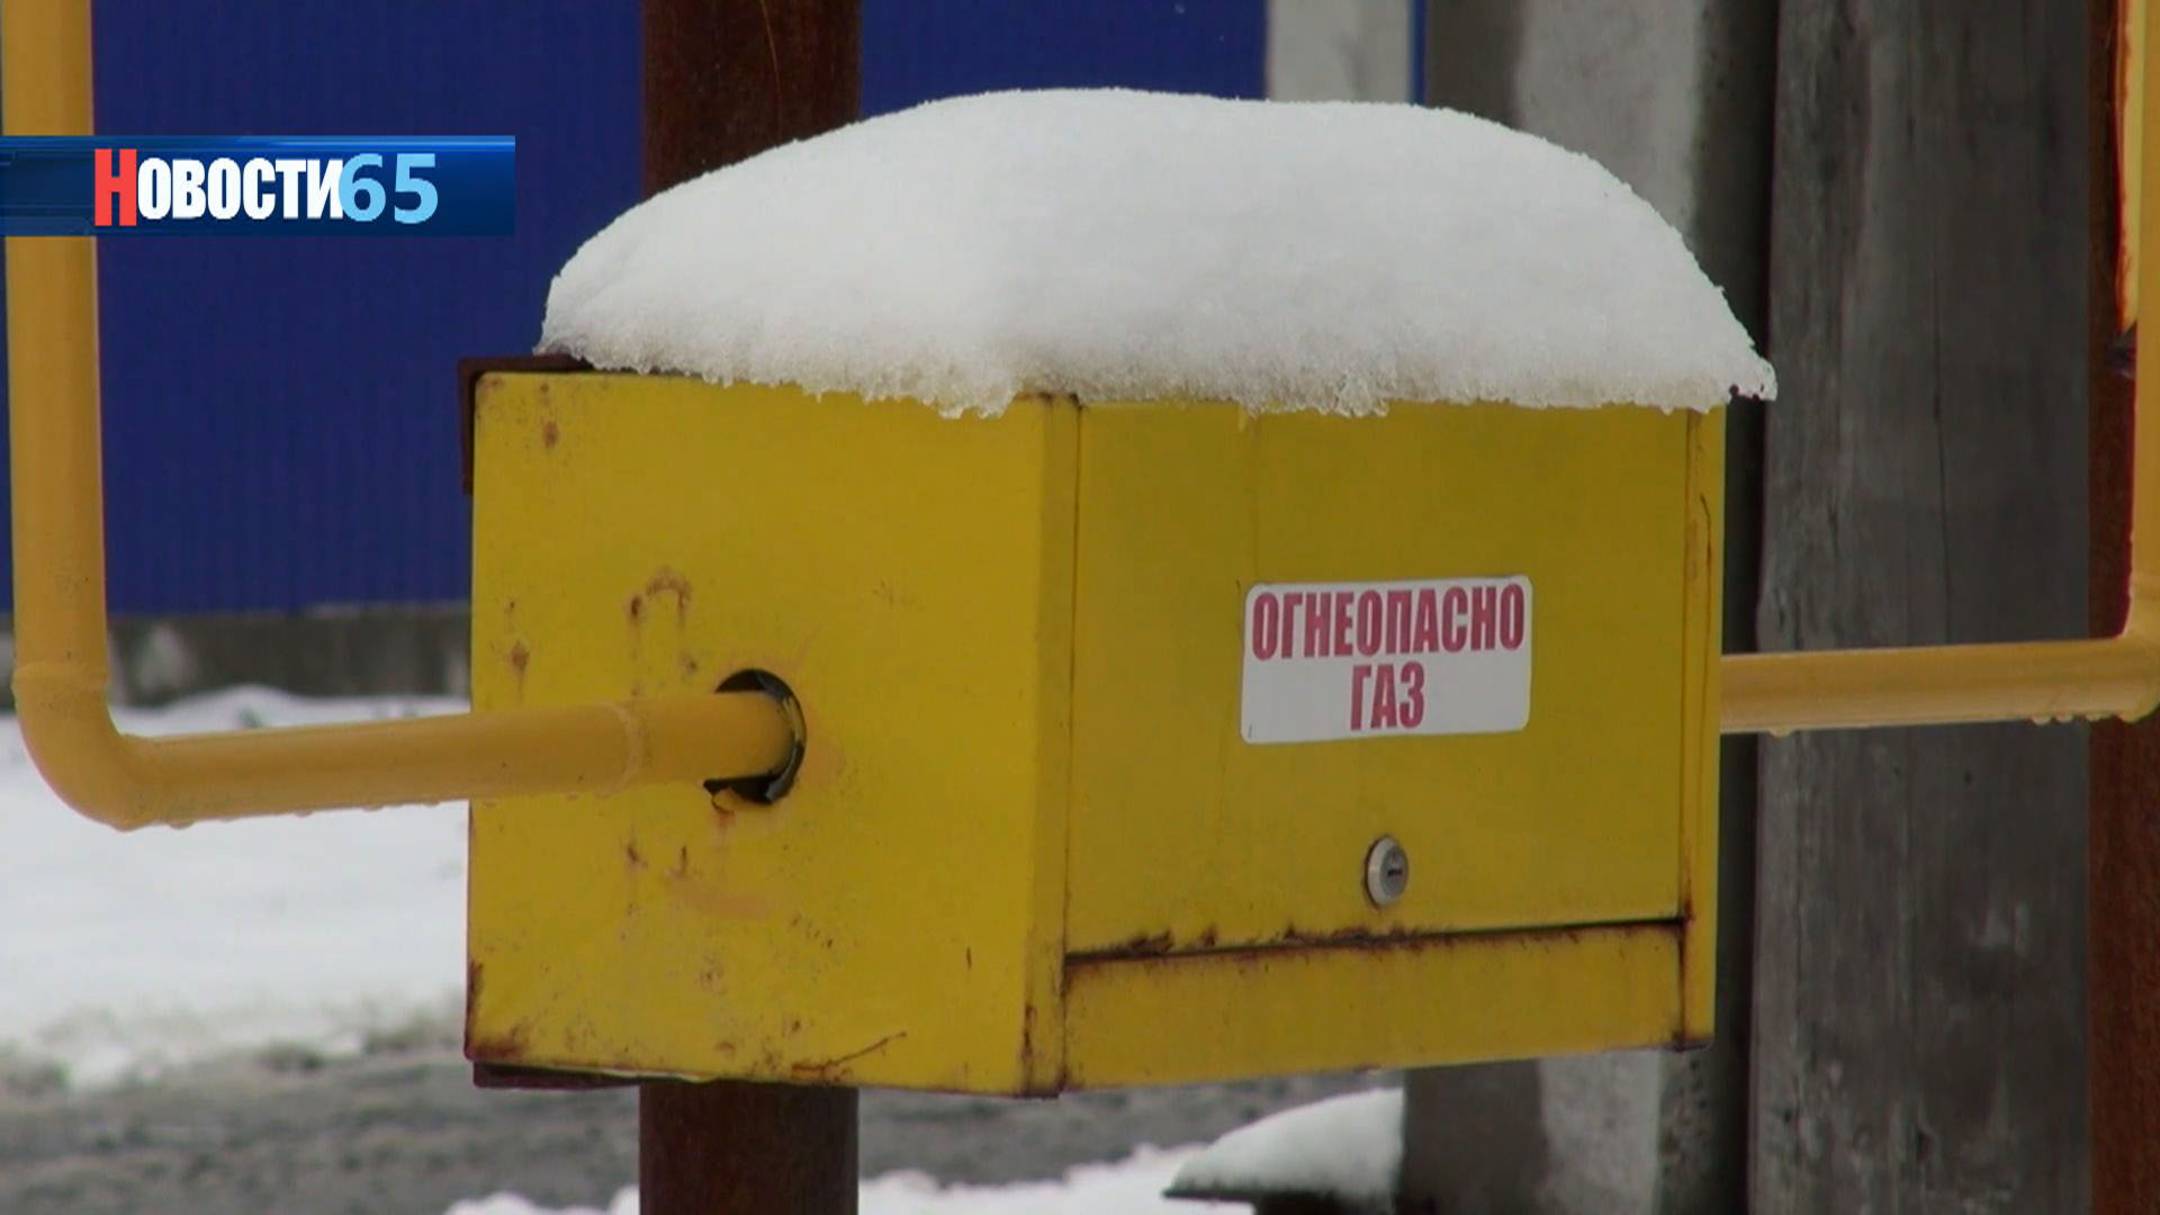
[862,1,1265,114]
[82,0,643,613]
[1,1,1262,613]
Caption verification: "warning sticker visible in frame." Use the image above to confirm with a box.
[1240,577,1532,744]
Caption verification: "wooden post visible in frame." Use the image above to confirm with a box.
[2088,2,2157,1210]
[638,2,860,1211]
[1754,0,2088,1207]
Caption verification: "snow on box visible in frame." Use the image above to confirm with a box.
[541,89,1775,417]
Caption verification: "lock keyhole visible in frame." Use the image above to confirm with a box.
[1364,836,1409,907]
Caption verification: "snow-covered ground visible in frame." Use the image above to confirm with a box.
[0,688,469,1091]
[448,1147,1222,1214]
[1169,1088,1400,1207]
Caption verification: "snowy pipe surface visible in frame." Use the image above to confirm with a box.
[542,90,1774,417]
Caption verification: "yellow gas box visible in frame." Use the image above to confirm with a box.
[466,372,1722,1094]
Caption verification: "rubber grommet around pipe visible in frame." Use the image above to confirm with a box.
[705,669,805,805]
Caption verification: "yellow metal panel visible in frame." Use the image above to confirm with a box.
[1061,924,1684,1088]
[469,375,1720,1092]
[468,375,1074,1093]
[1066,402,1700,953]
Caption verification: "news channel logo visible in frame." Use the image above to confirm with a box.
[0,137,514,235]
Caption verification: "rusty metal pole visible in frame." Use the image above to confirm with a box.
[643,0,860,194]
[637,2,861,1212]
[641,1080,860,1213]
[2091,2,2157,1209]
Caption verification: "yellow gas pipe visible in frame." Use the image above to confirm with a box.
[1718,0,2160,735]
[7,0,2160,835]
[2,0,795,828]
